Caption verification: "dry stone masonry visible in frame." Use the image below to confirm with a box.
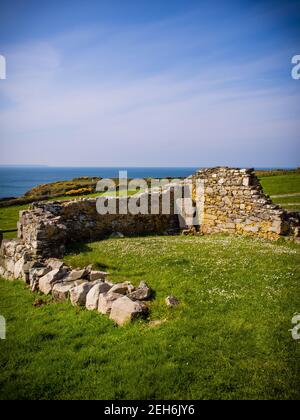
[0,167,299,325]
[17,189,179,259]
[194,167,299,240]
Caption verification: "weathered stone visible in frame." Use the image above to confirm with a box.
[108,282,131,295]
[13,257,26,280]
[33,266,51,278]
[165,296,180,307]
[109,296,148,326]
[1,239,20,258]
[85,282,111,310]
[5,258,15,275]
[0,266,5,277]
[46,258,65,271]
[98,292,124,315]
[194,167,291,240]
[89,271,109,281]
[128,281,152,301]
[127,284,136,294]
[70,282,94,306]
[74,279,88,286]
[29,266,51,292]
[66,269,89,281]
[23,260,45,274]
[52,282,75,301]
[39,268,67,295]
[86,284,101,310]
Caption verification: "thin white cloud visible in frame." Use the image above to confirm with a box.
[0,4,299,166]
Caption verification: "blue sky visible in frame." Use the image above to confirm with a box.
[0,0,299,167]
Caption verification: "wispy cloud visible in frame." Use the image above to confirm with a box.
[0,1,299,166]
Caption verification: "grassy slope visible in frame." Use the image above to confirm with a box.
[259,174,300,196]
[0,204,29,239]
[259,174,300,211]
[0,235,299,400]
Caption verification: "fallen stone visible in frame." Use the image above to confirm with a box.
[165,296,180,307]
[52,282,75,302]
[98,292,124,315]
[29,266,52,292]
[70,282,94,306]
[108,282,131,295]
[46,258,65,271]
[128,281,152,301]
[23,260,45,274]
[66,268,89,282]
[76,279,93,287]
[89,271,109,281]
[85,282,111,310]
[109,296,148,326]
[39,268,67,295]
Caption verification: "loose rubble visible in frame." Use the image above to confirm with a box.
[0,251,152,325]
[109,296,148,326]
[165,296,180,307]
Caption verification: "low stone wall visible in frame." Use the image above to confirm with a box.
[194,167,296,240]
[18,189,180,259]
[0,239,35,281]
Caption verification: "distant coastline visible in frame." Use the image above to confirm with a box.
[0,166,199,199]
[0,166,298,200]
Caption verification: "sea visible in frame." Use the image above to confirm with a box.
[0,166,199,199]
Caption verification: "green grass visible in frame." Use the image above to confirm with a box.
[0,204,28,239]
[0,235,299,400]
[272,195,300,203]
[271,195,300,212]
[259,174,300,196]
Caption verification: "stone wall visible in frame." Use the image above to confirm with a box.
[193,167,295,240]
[17,189,180,259]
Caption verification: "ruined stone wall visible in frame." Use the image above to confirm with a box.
[194,167,291,240]
[1,167,299,282]
[18,190,180,259]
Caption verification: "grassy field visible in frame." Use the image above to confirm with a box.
[0,235,299,400]
[0,172,300,400]
[259,175,300,196]
[259,174,300,212]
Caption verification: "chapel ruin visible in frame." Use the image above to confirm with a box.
[0,167,299,283]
